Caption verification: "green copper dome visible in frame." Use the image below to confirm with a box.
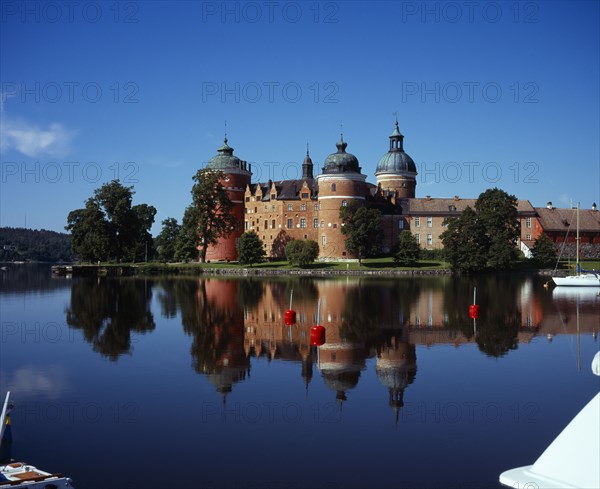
[322,136,361,174]
[375,121,417,175]
[207,137,244,171]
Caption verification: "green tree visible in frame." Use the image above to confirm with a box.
[394,230,421,267]
[440,207,487,272]
[66,180,156,262]
[66,200,111,262]
[475,188,520,269]
[191,169,237,263]
[174,205,199,262]
[531,233,557,267]
[285,239,320,267]
[155,217,181,262]
[237,231,266,265]
[339,201,382,266]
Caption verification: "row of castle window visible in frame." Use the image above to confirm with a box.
[414,234,434,245]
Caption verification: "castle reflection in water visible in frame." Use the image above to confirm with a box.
[64,274,599,420]
[152,276,598,418]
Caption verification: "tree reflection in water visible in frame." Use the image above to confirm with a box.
[157,278,249,400]
[66,277,155,360]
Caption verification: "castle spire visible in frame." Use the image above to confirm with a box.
[302,142,314,179]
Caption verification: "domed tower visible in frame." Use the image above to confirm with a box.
[205,134,251,262]
[375,119,417,199]
[316,133,368,259]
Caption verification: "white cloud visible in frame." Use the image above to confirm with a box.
[0,365,69,400]
[1,117,75,157]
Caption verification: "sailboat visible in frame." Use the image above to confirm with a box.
[552,203,600,287]
[0,392,75,488]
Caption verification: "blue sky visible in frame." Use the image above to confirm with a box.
[1,0,599,234]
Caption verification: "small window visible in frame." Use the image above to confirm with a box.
[287,219,293,229]
[415,233,420,243]
[314,204,319,211]
[415,217,420,227]
[301,192,309,199]
[427,217,433,228]
[245,197,250,202]
[322,235,326,246]
[526,234,532,241]
[300,218,307,228]
[331,183,336,192]
[288,204,293,211]
[313,218,319,228]
[399,220,404,229]
[254,207,257,213]
[341,200,347,207]
[271,219,275,229]
[320,220,324,228]
[271,194,276,200]
[333,223,337,228]
[526,217,532,228]
[264,220,268,230]
[272,205,276,211]
[301,203,306,211]
[427,234,433,245]
[245,221,248,230]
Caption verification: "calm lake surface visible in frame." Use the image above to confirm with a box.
[1,264,598,489]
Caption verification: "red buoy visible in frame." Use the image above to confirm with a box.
[284,309,296,325]
[310,325,326,346]
[469,304,480,319]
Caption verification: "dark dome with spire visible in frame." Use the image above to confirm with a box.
[322,135,361,174]
[207,135,246,172]
[375,120,416,175]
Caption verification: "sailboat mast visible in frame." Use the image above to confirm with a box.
[576,202,580,275]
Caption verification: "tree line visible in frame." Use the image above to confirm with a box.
[0,227,74,262]
[65,172,556,271]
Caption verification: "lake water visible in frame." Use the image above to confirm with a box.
[1,264,598,489]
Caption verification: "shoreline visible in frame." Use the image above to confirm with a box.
[49,263,567,278]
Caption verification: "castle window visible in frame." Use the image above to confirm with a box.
[341,200,347,207]
[301,192,309,199]
[313,218,319,228]
[272,219,275,229]
[288,204,293,211]
[254,207,257,213]
[271,194,276,200]
[272,205,276,211]
[399,220,404,229]
[245,221,248,230]
[264,220,268,230]
[301,203,306,211]
[526,234,532,241]
[427,217,433,227]
[526,217,532,228]
[322,235,326,247]
[300,218,307,228]
[314,204,319,211]
[415,233,420,243]
[287,219,293,229]
[415,217,420,227]
[245,197,250,202]
[264,205,268,212]
[427,234,433,245]
[333,223,337,228]
[331,183,336,192]
[320,220,324,228]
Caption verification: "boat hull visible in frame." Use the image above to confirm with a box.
[552,274,600,287]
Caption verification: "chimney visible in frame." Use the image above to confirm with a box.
[592,202,597,211]
[547,201,553,209]
[426,195,431,200]
[454,195,459,201]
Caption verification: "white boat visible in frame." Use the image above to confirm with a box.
[552,203,600,287]
[499,352,600,488]
[0,392,74,488]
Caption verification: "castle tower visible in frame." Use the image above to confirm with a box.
[204,134,252,261]
[375,119,417,199]
[316,133,367,259]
